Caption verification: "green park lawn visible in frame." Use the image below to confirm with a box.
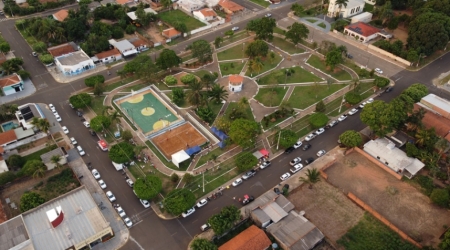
[318,23,326,29]
[245,53,283,77]
[158,10,205,31]
[273,26,286,35]
[270,37,305,54]
[288,84,347,109]
[217,43,249,61]
[254,87,288,107]
[305,18,317,23]
[220,31,252,47]
[258,66,322,85]
[224,102,254,121]
[219,61,246,76]
[249,0,270,7]
[307,55,353,81]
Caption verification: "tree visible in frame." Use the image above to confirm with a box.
[84,75,105,87]
[373,76,390,88]
[7,154,25,171]
[251,57,264,75]
[163,188,196,215]
[430,188,449,207]
[228,119,261,148]
[387,95,413,129]
[160,0,172,9]
[360,100,393,137]
[196,105,215,123]
[20,192,45,212]
[20,160,45,177]
[136,57,159,83]
[17,70,30,80]
[191,239,217,250]
[315,100,326,112]
[309,112,329,128]
[170,173,179,182]
[277,129,298,148]
[134,175,162,200]
[188,40,212,64]
[402,83,428,102]
[121,129,133,142]
[214,37,223,48]
[181,74,196,85]
[32,164,47,178]
[165,75,178,85]
[325,49,343,70]
[50,155,62,168]
[186,79,204,107]
[345,92,362,105]
[172,87,185,106]
[407,12,450,55]
[174,22,188,33]
[246,17,276,41]
[335,0,349,18]
[90,115,111,132]
[0,42,10,53]
[224,30,234,39]
[235,152,258,172]
[245,40,269,58]
[291,3,305,16]
[285,22,309,45]
[208,205,240,235]
[183,173,194,184]
[201,73,216,90]
[108,142,135,164]
[440,230,450,250]
[156,49,181,70]
[2,58,24,74]
[339,130,362,148]
[407,50,419,63]
[38,53,54,65]
[69,93,92,109]
[208,84,228,103]
[415,128,438,150]
[299,168,321,189]
[0,172,16,186]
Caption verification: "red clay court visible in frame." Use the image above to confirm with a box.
[151,123,207,159]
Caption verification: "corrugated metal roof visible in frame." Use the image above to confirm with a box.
[262,202,288,223]
[0,216,31,250]
[421,94,450,114]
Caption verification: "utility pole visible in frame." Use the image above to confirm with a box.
[276,130,282,150]
[338,93,345,113]
[202,171,205,192]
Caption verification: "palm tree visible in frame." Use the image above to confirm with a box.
[299,168,321,189]
[186,79,204,107]
[435,138,449,161]
[251,57,264,74]
[208,84,229,104]
[415,128,434,147]
[33,165,47,179]
[30,117,41,130]
[247,60,255,76]
[39,119,51,134]
[108,110,122,124]
[50,155,62,168]
[237,97,249,110]
[335,0,349,18]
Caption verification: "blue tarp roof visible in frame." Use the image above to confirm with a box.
[211,127,228,140]
[185,145,201,156]
[218,141,226,148]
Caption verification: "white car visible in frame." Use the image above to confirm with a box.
[290,164,304,174]
[106,191,116,202]
[280,173,291,181]
[69,103,74,109]
[92,169,101,179]
[140,199,150,208]
[305,133,316,141]
[62,126,69,134]
[98,179,107,189]
[77,146,85,156]
[116,206,126,217]
[201,223,211,232]
[359,102,367,109]
[293,141,303,149]
[327,120,338,128]
[232,178,243,186]
[260,161,271,169]
[52,110,58,115]
[348,108,359,115]
[315,128,325,135]
[367,98,374,103]
[375,68,383,74]
[265,13,272,17]
[289,157,302,166]
[231,26,239,31]
[55,114,62,122]
[196,199,208,208]
[338,114,348,121]
[126,179,134,187]
[123,217,133,227]
[83,121,90,128]
[182,207,195,218]
[70,137,77,145]
[317,150,326,157]
[49,103,55,110]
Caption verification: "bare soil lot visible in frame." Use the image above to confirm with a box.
[325,151,450,247]
[289,181,364,245]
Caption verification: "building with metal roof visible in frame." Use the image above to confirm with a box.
[420,94,450,119]
[40,147,67,170]
[54,50,95,76]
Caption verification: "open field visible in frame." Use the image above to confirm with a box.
[158,10,206,31]
[288,84,347,109]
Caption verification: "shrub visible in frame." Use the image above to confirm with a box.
[345,92,362,105]
[415,175,434,196]
[309,112,329,128]
[38,54,54,64]
[0,171,16,185]
[430,188,449,207]
[373,76,390,88]
[171,173,179,182]
[315,100,326,112]
[235,152,258,172]
[165,75,177,85]
[405,143,419,157]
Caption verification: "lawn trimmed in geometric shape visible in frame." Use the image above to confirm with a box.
[219,61,246,76]
[224,102,255,121]
[158,10,206,31]
[254,87,289,107]
[249,0,270,7]
[217,43,250,61]
[245,53,283,77]
[270,37,305,55]
[258,66,322,85]
[307,55,353,81]
[288,84,348,109]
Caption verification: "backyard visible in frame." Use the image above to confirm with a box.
[270,37,305,55]
[219,61,246,76]
[307,55,353,81]
[254,87,288,107]
[258,66,322,85]
[288,84,347,109]
[245,53,283,77]
[157,10,206,32]
[217,43,250,61]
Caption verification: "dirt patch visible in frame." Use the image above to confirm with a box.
[389,24,408,44]
[142,24,170,44]
[325,151,450,247]
[17,137,50,153]
[289,181,364,245]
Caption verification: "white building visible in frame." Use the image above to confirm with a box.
[327,0,365,18]
[351,12,373,23]
[0,73,24,96]
[228,75,243,92]
[92,48,122,64]
[344,22,392,42]
[55,50,95,76]
[177,0,204,12]
[109,39,138,57]
[193,8,218,21]
[126,7,157,20]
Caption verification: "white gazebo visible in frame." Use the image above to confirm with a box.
[172,150,190,168]
[228,75,243,92]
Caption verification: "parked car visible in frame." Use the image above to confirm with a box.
[116,206,126,218]
[305,157,315,165]
[338,114,348,122]
[359,102,367,109]
[280,173,291,181]
[317,150,326,157]
[182,207,195,218]
[290,164,304,174]
[367,98,374,103]
[289,157,301,166]
[274,187,281,195]
[126,179,134,187]
[196,199,208,208]
[305,133,316,141]
[232,178,243,186]
[242,170,256,180]
[260,161,271,169]
[315,128,325,135]
[284,146,295,154]
[77,146,85,156]
[92,169,100,179]
[201,223,211,231]
[326,120,338,128]
[62,126,69,134]
[106,191,116,202]
[265,13,272,17]
[89,130,96,136]
[293,141,303,149]
[83,121,90,128]
[385,86,393,92]
[140,199,150,208]
[302,143,312,151]
[242,195,254,205]
[70,137,77,145]
[98,179,107,189]
[348,108,359,115]
[69,103,74,109]
[32,52,38,57]
[231,27,239,31]
[346,53,353,59]
[375,68,383,74]
[55,114,62,122]
[123,217,133,227]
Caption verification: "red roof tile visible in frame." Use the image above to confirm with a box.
[48,43,76,57]
[116,0,132,5]
[95,48,121,60]
[219,0,244,12]
[219,225,271,250]
[345,22,380,37]
[53,9,68,21]
[130,39,147,47]
[163,28,181,38]
[229,75,243,85]
[200,8,217,17]
[0,130,17,146]
[0,74,21,88]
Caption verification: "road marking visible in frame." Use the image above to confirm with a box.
[129,236,145,250]
[266,174,272,177]
[395,76,403,81]
[213,207,219,211]
[192,219,198,224]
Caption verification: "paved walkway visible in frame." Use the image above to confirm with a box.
[297,16,332,33]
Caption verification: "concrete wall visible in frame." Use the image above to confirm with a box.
[354,147,402,180]
[367,44,411,66]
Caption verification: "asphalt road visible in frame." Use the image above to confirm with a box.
[2,1,450,249]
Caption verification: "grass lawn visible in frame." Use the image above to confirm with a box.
[157,10,205,31]
[224,102,255,121]
[254,87,288,107]
[273,26,286,35]
[305,18,317,23]
[220,32,252,47]
[245,53,282,77]
[23,146,57,162]
[324,96,347,116]
[194,146,230,168]
[271,37,305,54]
[266,114,311,140]
[249,0,270,7]
[342,60,370,79]
[91,96,107,115]
[104,77,139,92]
[217,43,249,61]
[181,54,193,62]
[122,83,148,92]
[307,55,353,81]
[219,61,246,76]
[288,84,347,109]
[258,66,322,85]
[192,70,213,79]
[317,23,326,29]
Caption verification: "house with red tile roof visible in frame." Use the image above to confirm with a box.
[218,0,244,15]
[53,9,69,22]
[218,225,271,250]
[129,37,149,52]
[0,74,24,96]
[162,28,182,39]
[93,48,122,64]
[0,130,17,147]
[193,8,218,22]
[228,75,243,92]
[344,22,392,42]
[116,0,133,5]
[47,42,78,57]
